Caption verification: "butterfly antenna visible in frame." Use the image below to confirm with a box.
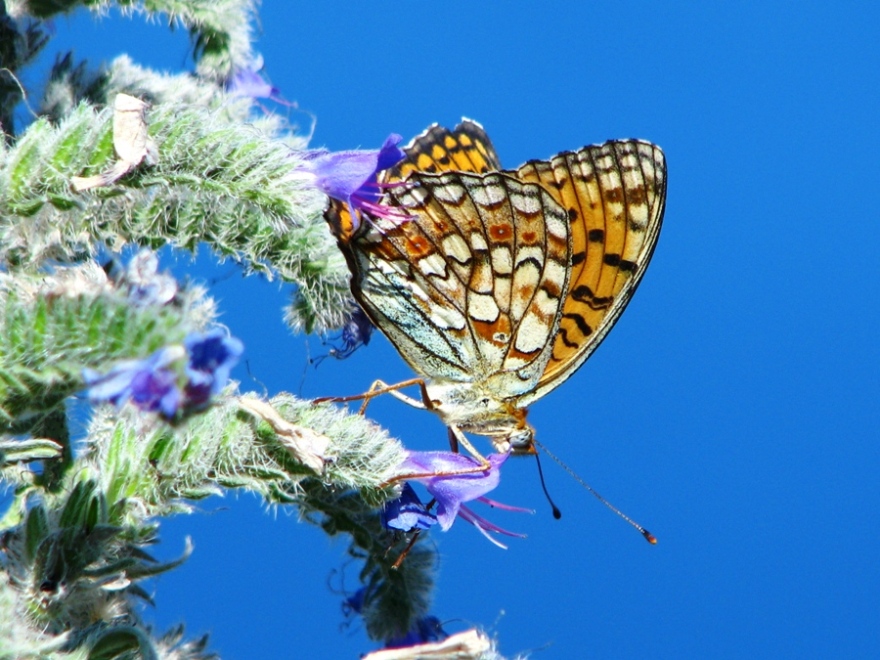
[533,452,562,519]
[534,439,657,544]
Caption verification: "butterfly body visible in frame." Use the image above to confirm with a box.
[326,120,666,456]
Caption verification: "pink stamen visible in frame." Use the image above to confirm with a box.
[476,496,535,514]
[349,198,414,231]
[458,504,528,548]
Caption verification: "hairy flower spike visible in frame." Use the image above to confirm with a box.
[344,586,446,650]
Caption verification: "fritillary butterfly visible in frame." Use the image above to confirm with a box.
[325,120,666,456]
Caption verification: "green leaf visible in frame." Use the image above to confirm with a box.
[59,480,97,529]
[24,504,49,564]
[88,626,158,660]
[0,438,63,465]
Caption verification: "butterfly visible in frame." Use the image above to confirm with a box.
[325,119,666,456]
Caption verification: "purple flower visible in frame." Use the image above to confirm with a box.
[381,483,437,532]
[183,330,244,407]
[337,306,373,355]
[300,134,406,229]
[226,57,288,105]
[455,497,531,548]
[83,346,185,418]
[84,329,244,418]
[399,451,531,548]
[400,451,505,529]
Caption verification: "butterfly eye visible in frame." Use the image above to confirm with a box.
[507,426,534,450]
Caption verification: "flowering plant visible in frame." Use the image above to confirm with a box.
[0,2,513,658]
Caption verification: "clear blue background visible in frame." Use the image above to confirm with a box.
[39,2,879,658]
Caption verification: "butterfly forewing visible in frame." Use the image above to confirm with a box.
[514,140,666,403]
[344,202,473,381]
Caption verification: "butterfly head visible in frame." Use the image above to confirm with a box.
[490,421,537,456]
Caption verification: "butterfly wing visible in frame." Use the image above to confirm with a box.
[514,139,666,405]
[343,171,571,396]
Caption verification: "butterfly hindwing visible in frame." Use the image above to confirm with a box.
[346,170,572,395]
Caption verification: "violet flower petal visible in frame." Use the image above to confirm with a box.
[400,451,509,530]
[340,306,373,353]
[319,306,372,362]
[306,133,404,202]
[381,483,437,532]
[227,65,283,103]
[457,504,529,549]
[475,496,534,514]
[302,134,405,231]
[183,330,244,407]
[83,346,184,418]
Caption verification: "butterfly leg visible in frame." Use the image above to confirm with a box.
[313,377,434,415]
[447,425,491,470]
[378,424,494,488]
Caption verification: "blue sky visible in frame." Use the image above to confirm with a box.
[38,3,880,658]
